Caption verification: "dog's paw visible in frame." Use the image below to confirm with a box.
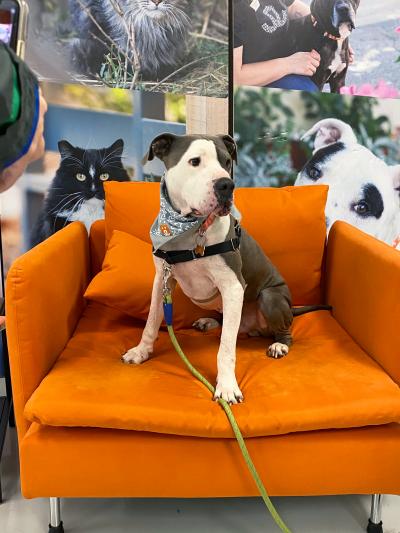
[121,346,150,365]
[193,317,220,332]
[267,342,289,359]
[214,379,244,405]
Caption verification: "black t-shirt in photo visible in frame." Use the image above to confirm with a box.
[234,0,295,64]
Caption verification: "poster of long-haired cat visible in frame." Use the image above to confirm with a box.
[25,0,229,97]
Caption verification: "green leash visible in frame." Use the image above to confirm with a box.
[163,286,292,533]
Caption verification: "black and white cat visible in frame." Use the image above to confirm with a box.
[32,139,130,246]
[69,0,190,80]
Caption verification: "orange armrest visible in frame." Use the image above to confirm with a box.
[326,222,400,385]
[5,222,90,437]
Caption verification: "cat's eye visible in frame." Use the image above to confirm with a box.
[189,157,201,167]
[76,173,87,182]
[99,173,110,181]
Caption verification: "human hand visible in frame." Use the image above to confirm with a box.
[287,50,321,76]
[0,89,47,193]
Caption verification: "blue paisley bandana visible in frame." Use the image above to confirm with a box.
[150,178,241,251]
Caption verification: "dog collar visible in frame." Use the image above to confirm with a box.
[153,219,242,265]
[310,14,341,41]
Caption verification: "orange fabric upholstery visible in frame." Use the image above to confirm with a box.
[5,223,90,438]
[89,220,106,277]
[104,182,328,305]
[235,186,328,304]
[84,230,219,329]
[20,423,400,498]
[24,302,400,437]
[326,222,400,386]
[104,181,159,245]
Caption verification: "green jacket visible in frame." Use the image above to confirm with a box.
[0,42,39,170]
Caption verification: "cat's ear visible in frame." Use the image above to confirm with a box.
[219,134,238,164]
[58,140,76,160]
[107,139,124,157]
[143,133,177,164]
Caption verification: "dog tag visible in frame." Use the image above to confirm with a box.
[195,244,205,256]
[195,234,206,256]
[160,224,172,236]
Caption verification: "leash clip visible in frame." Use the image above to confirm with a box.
[162,261,173,299]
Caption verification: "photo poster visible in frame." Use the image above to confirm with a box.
[25,0,229,98]
[232,0,400,250]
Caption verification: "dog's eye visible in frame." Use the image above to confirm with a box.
[308,167,322,180]
[189,157,201,167]
[99,173,110,181]
[76,173,87,182]
[353,201,370,216]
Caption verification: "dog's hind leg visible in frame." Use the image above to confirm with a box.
[258,287,293,359]
[122,258,171,365]
[193,318,220,332]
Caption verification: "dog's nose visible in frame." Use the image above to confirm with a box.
[334,0,355,21]
[214,178,235,203]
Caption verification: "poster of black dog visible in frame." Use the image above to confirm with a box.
[233,0,400,97]
[25,0,228,97]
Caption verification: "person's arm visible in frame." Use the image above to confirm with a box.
[233,45,320,87]
[0,43,46,193]
[288,0,311,19]
[0,91,47,193]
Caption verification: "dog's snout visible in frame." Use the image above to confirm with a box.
[333,0,356,28]
[214,178,235,201]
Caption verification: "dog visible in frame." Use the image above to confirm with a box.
[295,119,400,247]
[122,134,327,404]
[290,0,360,93]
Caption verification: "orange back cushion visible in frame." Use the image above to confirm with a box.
[104,182,328,304]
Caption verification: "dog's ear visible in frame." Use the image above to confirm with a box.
[219,134,238,164]
[142,133,177,164]
[302,119,358,152]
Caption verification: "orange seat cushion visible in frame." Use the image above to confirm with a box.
[24,302,400,438]
[84,230,219,329]
[104,182,328,305]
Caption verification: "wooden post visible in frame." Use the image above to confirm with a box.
[186,96,229,136]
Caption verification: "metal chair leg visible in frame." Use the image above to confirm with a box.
[48,498,64,533]
[367,494,383,533]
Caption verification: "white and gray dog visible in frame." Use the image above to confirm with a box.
[69,0,190,79]
[296,119,400,248]
[122,134,328,404]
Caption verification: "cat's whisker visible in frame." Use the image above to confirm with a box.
[102,147,124,165]
[48,193,83,214]
[69,198,85,220]
[64,197,86,227]
[50,194,85,215]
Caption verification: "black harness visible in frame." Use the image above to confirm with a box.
[153,221,242,265]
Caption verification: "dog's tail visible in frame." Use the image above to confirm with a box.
[292,305,332,317]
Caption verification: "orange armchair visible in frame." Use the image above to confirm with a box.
[5,184,400,533]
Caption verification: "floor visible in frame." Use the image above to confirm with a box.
[0,420,399,533]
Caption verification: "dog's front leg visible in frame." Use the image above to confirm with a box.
[122,258,167,365]
[214,276,244,404]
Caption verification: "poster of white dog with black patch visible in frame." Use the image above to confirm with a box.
[234,87,400,250]
[24,0,228,97]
